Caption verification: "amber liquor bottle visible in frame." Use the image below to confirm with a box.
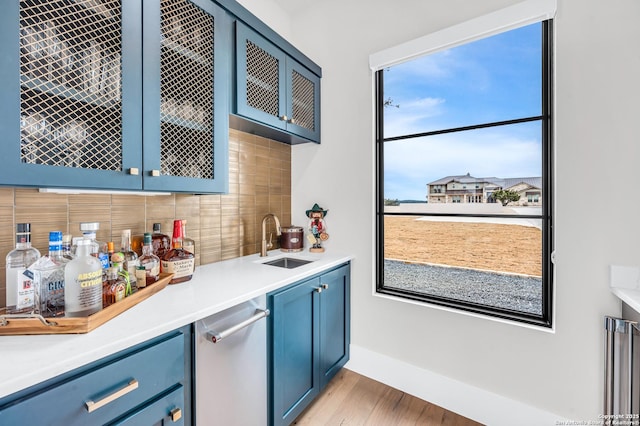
[103,267,126,308]
[161,220,195,284]
[136,233,160,288]
[151,222,171,259]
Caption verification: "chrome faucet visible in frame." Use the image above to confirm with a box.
[261,213,281,256]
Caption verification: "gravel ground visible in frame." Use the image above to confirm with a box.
[384,259,542,315]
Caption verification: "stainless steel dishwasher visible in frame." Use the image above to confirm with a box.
[195,295,269,425]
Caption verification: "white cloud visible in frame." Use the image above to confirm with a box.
[383,97,446,136]
[384,129,541,200]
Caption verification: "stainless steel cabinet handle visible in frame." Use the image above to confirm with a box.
[279,115,288,121]
[150,170,160,177]
[85,379,139,413]
[206,308,270,343]
[128,167,139,175]
[315,287,323,293]
[321,284,329,290]
[288,118,296,125]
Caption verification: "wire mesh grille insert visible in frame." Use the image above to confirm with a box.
[160,0,214,179]
[245,40,280,117]
[20,0,123,170]
[291,70,315,131]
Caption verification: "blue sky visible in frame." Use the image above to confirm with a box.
[383,23,543,201]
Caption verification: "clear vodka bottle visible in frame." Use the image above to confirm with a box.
[120,229,139,292]
[5,223,41,314]
[64,238,102,317]
[79,222,110,270]
[181,220,195,256]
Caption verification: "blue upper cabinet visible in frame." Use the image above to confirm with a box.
[0,0,144,190]
[235,22,321,144]
[0,0,230,193]
[142,0,230,193]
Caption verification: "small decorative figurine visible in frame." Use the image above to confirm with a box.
[306,203,329,253]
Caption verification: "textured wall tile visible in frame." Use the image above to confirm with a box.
[0,189,14,207]
[0,132,291,309]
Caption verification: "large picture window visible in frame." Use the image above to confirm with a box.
[375,20,553,327]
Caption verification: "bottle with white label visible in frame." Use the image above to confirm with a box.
[28,231,68,318]
[161,220,195,284]
[5,223,41,314]
[64,238,102,317]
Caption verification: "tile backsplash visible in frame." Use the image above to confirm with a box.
[0,129,292,309]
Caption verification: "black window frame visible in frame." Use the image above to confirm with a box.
[375,20,554,328]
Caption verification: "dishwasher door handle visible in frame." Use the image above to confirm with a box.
[206,308,270,343]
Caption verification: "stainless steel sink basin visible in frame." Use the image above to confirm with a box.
[262,257,313,269]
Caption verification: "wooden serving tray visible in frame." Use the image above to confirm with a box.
[0,273,173,335]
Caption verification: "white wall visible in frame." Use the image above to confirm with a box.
[241,0,640,421]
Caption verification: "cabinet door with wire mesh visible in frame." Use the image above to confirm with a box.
[235,22,287,133]
[286,59,320,142]
[0,0,143,189]
[142,0,230,193]
[236,22,320,144]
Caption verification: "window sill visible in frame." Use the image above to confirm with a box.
[373,288,555,333]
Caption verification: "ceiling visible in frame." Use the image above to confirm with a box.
[270,0,316,16]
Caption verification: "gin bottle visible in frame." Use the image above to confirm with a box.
[161,220,195,284]
[136,233,160,288]
[5,223,41,314]
[29,231,68,317]
[64,238,102,317]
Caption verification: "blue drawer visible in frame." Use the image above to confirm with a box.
[111,384,185,425]
[0,332,184,426]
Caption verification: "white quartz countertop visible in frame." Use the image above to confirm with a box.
[610,265,640,314]
[0,250,353,399]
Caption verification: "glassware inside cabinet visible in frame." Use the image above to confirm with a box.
[159,0,214,180]
[19,0,123,171]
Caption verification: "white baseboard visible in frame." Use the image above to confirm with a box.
[345,344,568,426]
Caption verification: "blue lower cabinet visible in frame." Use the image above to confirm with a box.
[0,325,192,426]
[319,265,351,389]
[268,263,350,426]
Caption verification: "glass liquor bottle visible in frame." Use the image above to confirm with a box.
[131,233,144,256]
[181,220,195,256]
[151,222,171,259]
[5,223,41,314]
[29,231,68,317]
[161,220,195,284]
[110,252,132,296]
[136,233,160,288]
[107,241,115,266]
[64,238,102,317]
[103,267,126,308]
[79,222,110,271]
[61,233,74,260]
[120,229,139,292]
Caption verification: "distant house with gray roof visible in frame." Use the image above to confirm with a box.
[427,173,542,205]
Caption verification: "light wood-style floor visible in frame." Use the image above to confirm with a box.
[293,369,484,426]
